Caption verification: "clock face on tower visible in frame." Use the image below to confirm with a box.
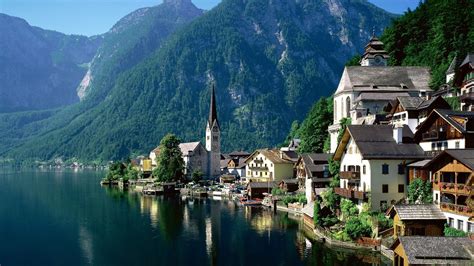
[373,55,383,66]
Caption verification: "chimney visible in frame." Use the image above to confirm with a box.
[393,125,403,144]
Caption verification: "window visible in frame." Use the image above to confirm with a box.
[398,184,404,193]
[382,184,389,193]
[468,222,474,233]
[344,165,347,171]
[431,143,436,150]
[346,97,351,117]
[443,142,448,149]
[398,164,405,175]
[458,220,464,231]
[449,218,455,227]
[455,141,460,148]
[362,165,366,175]
[382,164,389,175]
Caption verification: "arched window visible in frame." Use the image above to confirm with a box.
[346,96,351,117]
[334,99,338,121]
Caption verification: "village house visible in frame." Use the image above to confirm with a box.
[386,204,446,238]
[246,181,276,199]
[243,149,297,183]
[295,153,332,203]
[424,149,474,233]
[457,54,474,112]
[413,109,474,156]
[333,125,426,211]
[405,159,431,183]
[220,151,249,179]
[390,236,473,266]
[328,35,432,153]
[386,96,451,133]
[149,86,221,179]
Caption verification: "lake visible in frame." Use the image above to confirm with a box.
[0,169,389,265]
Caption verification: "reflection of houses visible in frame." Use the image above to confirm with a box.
[295,153,331,203]
[424,149,474,232]
[457,54,474,111]
[243,149,297,183]
[328,36,431,153]
[386,204,445,238]
[334,125,426,211]
[414,109,474,156]
[149,86,221,179]
[386,96,450,133]
[390,236,473,265]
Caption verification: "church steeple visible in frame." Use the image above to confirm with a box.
[360,35,389,66]
[208,84,219,129]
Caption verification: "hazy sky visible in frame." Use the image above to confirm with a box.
[0,0,420,36]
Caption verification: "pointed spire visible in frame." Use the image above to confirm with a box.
[208,84,219,128]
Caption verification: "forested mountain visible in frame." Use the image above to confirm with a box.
[0,0,395,162]
[287,0,473,154]
[381,0,474,89]
[0,14,102,112]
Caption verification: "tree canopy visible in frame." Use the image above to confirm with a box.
[153,134,185,182]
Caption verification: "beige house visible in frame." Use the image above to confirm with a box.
[243,149,297,183]
[334,125,426,211]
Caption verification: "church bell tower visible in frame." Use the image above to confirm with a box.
[360,33,389,67]
[206,84,221,178]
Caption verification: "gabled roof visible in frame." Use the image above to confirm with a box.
[415,109,474,141]
[179,142,202,154]
[391,236,473,264]
[354,92,411,102]
[387,204,446,220]
[423,149,474,171]
[297,153,331,177]
[244,149,296,164]
[228,151,251,158]
[334,125,426,160]
[460,53,474,69]
[446,55,458,74]
[247,181,276,189]
[388,96,451,115]
[335,66,432,94]
[397,96,425,110]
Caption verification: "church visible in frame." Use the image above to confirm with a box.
[149,85,221,179]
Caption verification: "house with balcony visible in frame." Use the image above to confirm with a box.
[333,125,426,211]
[386,96,451,133]
[414,109,474,156]
[295,153,332,203]
[243,149,297,183]
[424,149,474,233]
[457,54,474,112]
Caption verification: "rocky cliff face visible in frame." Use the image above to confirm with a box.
[0,13,102,112]
[1,0,396,161]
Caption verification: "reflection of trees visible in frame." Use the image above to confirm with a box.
[156,196,185,241]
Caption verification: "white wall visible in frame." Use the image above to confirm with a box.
[419,139,465,152]
[369,160,407,211]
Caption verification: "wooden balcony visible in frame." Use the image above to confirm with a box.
[340,171,361,180]
[248,166,268,171]
[439,182,473,195]
[460,92,474,102]
[440,202,474,216]
[335,187,368,200]
[422,131,446,141]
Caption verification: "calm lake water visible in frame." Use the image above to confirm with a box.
[0,170,389,265]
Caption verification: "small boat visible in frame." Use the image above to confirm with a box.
[240,199,262,206]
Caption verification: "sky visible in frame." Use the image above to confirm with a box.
[0,0,420,36]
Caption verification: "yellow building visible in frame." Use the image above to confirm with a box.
[243,149,297,183]
[386,204,445,238]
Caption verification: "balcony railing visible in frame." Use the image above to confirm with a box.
[248,166,268,171]
[440,202,473,216]
[439,182,472,195]
[334,187,368,200]
[340,171,361,180]
[460,92,474,102]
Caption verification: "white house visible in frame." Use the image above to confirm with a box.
[295,153,331,203]
[333,125,426,211]
[329,36,431,153]
[243,149,297,183]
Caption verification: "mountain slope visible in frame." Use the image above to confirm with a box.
[0,13,102,112]
[3,0,395,161]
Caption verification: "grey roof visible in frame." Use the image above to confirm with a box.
[424,149,474,171]
[355,92,411,102]
[446,55,458,74]
[346,125,426,159]
[247,182,276,189]
[300,153,331,177]
[281,179,298,184]
[337,66,432,94]
[394,236,473,264]
[228,151,251,157]
[434,109,474,133]
[406,159,431,168]
[389,204,446,220]
[397,96,424,110]
[179,142,202,154]
[460,53,474,68]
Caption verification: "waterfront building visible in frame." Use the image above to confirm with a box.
[149,85,221,179]
[390,236,473,265]
[247,181,276,199]
[243,149,297,183]
[424,149,474,233]
[328,36,431,153]
[295,153,332,203]
[413,109,474,156]
[386,204,446,238]
[457,54,474,111]
[333,125,426,211]
[386,96,451,133]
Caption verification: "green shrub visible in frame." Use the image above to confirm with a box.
[375,213,393,231]
[444,225,467,237]
[340,198,359,220]
[271,188,285,196]
[344,217,372,240]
